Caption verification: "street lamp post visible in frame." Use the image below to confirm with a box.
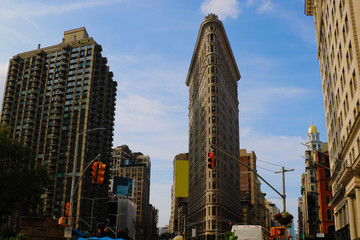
[68,127,106,232]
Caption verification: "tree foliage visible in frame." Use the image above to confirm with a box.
[159,232,175,240]
[0,123,52,222]
[225,231,238,240]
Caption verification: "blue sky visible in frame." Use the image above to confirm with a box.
[0,0,326,230]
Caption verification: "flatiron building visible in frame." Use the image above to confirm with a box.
[186,14,241,239]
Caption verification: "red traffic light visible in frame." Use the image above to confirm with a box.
[65,202,70,216]
[276,228,285,236]
[91,162,99,183]
[97,163,107,184]
[208,152,215,169]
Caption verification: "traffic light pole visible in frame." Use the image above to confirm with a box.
[68,127,106,235]
[210,145,284,200]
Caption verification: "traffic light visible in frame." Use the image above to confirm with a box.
[65,202,70,216]
[91,161,99,183]
[276,227,285,237]
[97,163,107,184]
[208,152,215,169]
[271,227,285,237]
[58,217,69,226]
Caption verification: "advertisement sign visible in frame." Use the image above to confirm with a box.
[113,177,133,197]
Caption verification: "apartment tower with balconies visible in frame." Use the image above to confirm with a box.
[0,27,117,230]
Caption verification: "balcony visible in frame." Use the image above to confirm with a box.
[7,80,15,88]
[9,70,17,77]
[29,100,37,106]
[338,166,353,186]
[35,55,43,61]
[54,102,63,108]
[28,93,37,100]
[24,131,32,136]
[10,65,18,71]
[11,60,19,66]
[96,44,103,52]
[56,89,64,95]
[60,60,68,66]
[59,71,67,78]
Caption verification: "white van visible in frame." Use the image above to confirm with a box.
[231,225,269,240]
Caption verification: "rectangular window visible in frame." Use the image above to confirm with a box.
[326,195,330,204]
[212,116,216,123]
[325,169,331,178]
[327,210,332,220]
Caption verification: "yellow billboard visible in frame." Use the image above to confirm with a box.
[175,160,189,197]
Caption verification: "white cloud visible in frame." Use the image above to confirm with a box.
[257,0,274,14]
[0,0,121,20]
[246,0,255,6]
[239,86,309,122]
[115,94,183,133]
[201,0,240,20]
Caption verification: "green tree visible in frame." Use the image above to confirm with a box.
[225,231,238,240]
[0,123,52,232]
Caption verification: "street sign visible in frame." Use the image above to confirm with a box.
[192,228,196,237]
[64,227,72,238]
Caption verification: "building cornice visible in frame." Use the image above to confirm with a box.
[185,15,240,86]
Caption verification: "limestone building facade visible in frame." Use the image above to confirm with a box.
[186,14,241,239]
[305,1,360,239]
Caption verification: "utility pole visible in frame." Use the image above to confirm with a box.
[275,167,294,212]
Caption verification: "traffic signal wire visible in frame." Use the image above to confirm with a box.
[210,144,284,199]
[257,158,292,170]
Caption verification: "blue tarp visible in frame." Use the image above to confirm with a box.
[72,229,89,237]
[79,237,123,240]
